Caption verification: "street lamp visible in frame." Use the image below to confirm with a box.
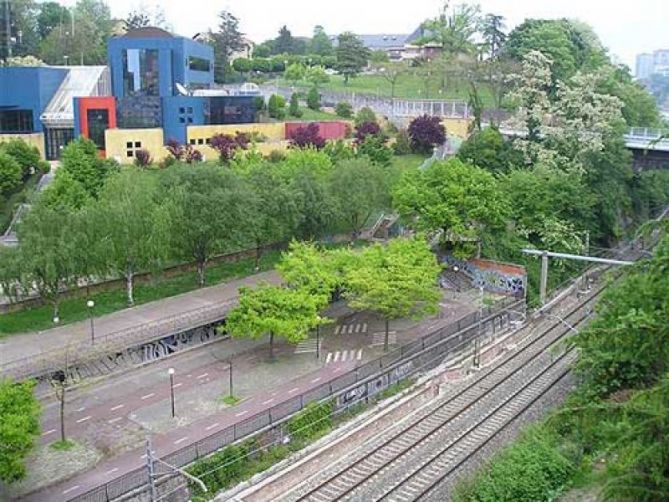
[53,316,60,324]
[63,55,69,66]
[87,300,95,345]
[227,360,233,398]
[168,368,175,418]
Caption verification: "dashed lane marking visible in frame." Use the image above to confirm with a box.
[174,436,188,445]
[76,415,92,423]
[106,468,119,475]
[141,393,155,400]
[108,417,123,424]
[262,398,274,405]
[196,373,209,379]
[205,422,220,431]
[288,387,299,394]
[173,382,183,388]
[42,429,56,436]
[62,485,80,495]
[110,404,124,411]
[235,410,249,417]
[76,407,85,412]
[311,377,321,383]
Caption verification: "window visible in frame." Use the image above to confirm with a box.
[189,139,196,145]
[86,109,110,150]
[0,110,34,133]
[123,49,160,97]
[187,107,193,114]
[126,141,142,158]
[188,56,211,72]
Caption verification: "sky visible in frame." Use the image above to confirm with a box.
[61,0,668,69]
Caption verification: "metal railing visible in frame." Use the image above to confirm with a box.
[1,300,236,380]
[64,296,521,502]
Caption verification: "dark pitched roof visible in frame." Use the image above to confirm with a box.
[122,27,174,39]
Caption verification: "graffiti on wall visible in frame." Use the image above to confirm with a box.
[442,255,526,298]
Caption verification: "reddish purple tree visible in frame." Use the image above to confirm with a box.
[165,139,202,164]
[408,115,446,154]
[354,121,383,144]
[166,138,183,160]
[210,132,250,164]
[289,123,326,149]
[133,149,152,168]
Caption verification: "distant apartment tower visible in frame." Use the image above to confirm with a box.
[636,49,669,79]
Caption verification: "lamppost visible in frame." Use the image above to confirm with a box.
[87,300,95,345]
[53,315,60,325]
[474,286,484,368]
[227,360,233,398]
[168,368,175,418]
[316,325,320,360]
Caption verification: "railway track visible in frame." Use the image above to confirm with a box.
[286,282,602,502]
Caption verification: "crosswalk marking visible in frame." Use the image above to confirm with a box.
[294,339,320,354]
[371,331,398,347]
[333,322,368,335]
[323,349,363,365]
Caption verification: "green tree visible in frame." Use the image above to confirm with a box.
[0,138,47,178]
[306,87,321,111]
[480,13,507,59]
[161,166,246,287]
[0,379,40,483]
[0,153,22,195]
[3,0,40,58]
[16,203,78,320]
[375,61,408,99]
[226,283,325,359]
[277,241,343,302]
[37,2,70,40]
[393,158,508,257]
[210,10,245,84]
[96,171,170,305]
[329,159,388,238]
[232,57,253,78]
[345,238,441,351]
[284,62,306,84]
[59,138,117,198]
[457,127,522,174]
[273,25,296,55]
[0,246,24,303]
[40,170,91,210]
[335,32,370,85]
[289,168,336,239]
[310,25,333,56]
[268,94,286,119]
[305,65,329,88]
[288,92,302,117]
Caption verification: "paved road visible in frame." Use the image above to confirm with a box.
[0,271,282,372]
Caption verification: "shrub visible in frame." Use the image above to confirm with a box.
[408,114,446,154]
[289,123,326,149]
[323,140,355,163]
[393,129,413,155]
[306,87,321,111]
[133,149,152,168]
[0,139,43,177]
[166,139,202,164]
[60,138,115,197]
[287,400,334,442]
[159,155,177,169]
[335,101,353,118]
[289,92,302,118]
[210,132,250,164]
[253,95,266,112]
[266,150,286,163]
[0,152,22,194]
[355,121,383,144]
[354,106,377,128]
[268,94,286,119]
[357,135,393,166]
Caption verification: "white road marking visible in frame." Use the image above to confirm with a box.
[342,351,347,362]
[108,417,123,424]
[355,323,361,333]
[334,367,343,373]
[362,323,368,333]
[205,422,220,431]
[235,410,248,417]
[76,407,85,412]
[262,398,274,405]
[326,353,332,363]
[196,373,209,379]
[110,404,125,411]
[349,350,356,360]
[334,352,340,362]
[76,415,92,423]
[357,349,363,360]
[311,377,321,383]
[348,325,354,334]
[62,485,80,495]
[173,383,183,388]
[334,325,341,335]
[174,436,188,445]
[141,393,155,400]
[140,454,147,459]
[41,429,56,436]
[288,387,299,394]
[106,468,119,475]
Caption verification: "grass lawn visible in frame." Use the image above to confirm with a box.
[280,74,495,105]
[389,153,429,172]
[0,250,283,337]
[294,107,341,121]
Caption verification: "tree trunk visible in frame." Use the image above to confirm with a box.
[384,319,390,352]
[52,302,59,322]
[255,243,262,272]
[197,260,206,288]
[126,268,134,306]
[269,331,274,360]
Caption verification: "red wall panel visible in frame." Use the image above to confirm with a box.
[285,121,348,141]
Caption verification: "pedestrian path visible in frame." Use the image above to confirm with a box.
[334,322,368,335]
[294,339,321,354]
[371,331,398,347]
[325,349,363,364]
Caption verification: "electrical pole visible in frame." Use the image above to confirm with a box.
[146,438,157,502]
[539,251,549,306]
[3,0,11,59]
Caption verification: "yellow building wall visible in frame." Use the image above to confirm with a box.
[442,118,473,139]
[0,133,46,159]
[105,128,168,165]
[187,123,286,145]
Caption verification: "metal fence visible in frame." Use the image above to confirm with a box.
[1,300,236,380]
[66,296,521,502]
